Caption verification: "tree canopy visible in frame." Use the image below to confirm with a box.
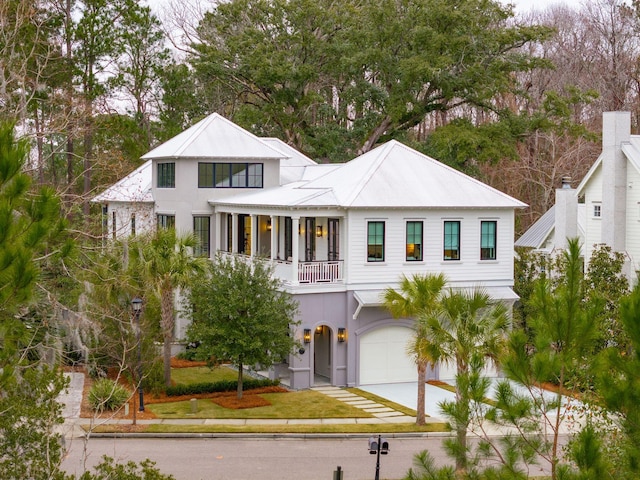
[185,255,299,398]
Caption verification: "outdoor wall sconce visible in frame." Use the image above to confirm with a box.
[337,328,346,343]
[266,219,272,231]
[303,329,311,344]
[316,225,323,237]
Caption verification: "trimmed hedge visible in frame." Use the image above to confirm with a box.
[166,378,280,397]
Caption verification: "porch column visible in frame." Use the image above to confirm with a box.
[231,213,238,253]
[214,211,221,254]
[291,216,300,285]
[270,215,276,261]
[250,214,256,257]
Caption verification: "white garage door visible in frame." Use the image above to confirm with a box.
[359,326,416,385]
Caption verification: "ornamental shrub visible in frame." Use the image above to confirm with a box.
[166,378,279,397]
[88,379,130,412]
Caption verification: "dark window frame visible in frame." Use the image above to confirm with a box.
[443,220,460,261]
[367,221,385,262]
[193,216,211,258]
[406,221,423,261]
[157,162,175,188]
[480,220,497,261]
[157,214,175,230]
[198,162,264,189]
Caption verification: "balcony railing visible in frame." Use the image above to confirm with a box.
[219,252,343,285]
[298,261,343,284]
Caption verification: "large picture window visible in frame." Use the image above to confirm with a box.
[193,216,210,257]
[157,162,175,188]
[480,221,497,260]
[406,221,423,261]
[198,162,263,188]
[367,221,385,262]
[443,221,460,260]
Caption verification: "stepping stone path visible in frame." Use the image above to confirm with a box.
[311,386,415,423]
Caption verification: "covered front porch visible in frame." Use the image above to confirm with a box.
[214,210,345,286]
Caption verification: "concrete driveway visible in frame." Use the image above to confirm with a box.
[359,382,456,421]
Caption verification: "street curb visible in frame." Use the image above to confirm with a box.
[82,431,455,440]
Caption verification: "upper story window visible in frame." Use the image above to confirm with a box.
[406,221,423,261]
[443,220,460,261]
[367,221,385,262]
[593,203,601,218]
[157,214,175,230]
[131,213,136,236]
[480,221,497,260]
[157,162,175,188]
[199,162,263,188]
[193,216,210,258]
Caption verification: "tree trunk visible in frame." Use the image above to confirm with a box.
[160,285,175,387]
[237,358,243,400]
[416,360,427,426]
[358,115,392,155]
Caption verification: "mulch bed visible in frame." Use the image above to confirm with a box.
[77,358,288,419]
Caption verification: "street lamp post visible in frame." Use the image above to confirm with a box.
[132,297,144,412]
[367,435,389,480]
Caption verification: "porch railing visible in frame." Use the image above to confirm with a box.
[298,261,343,284]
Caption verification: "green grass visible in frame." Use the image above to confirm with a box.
[171,366,238,385]
[148,390,373,419]
[87,423,450,435]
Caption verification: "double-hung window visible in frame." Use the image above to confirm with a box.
[406,221,423,261]
[367,221,385,262]
[480,221,497,260]
[157,162,175,188]
[193,216,211,257]
[443,221,460,260]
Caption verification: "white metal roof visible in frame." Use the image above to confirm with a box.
[141,113,288,160]
[91,160,153,203]
[261,138,317,184]
[214,140,526,210]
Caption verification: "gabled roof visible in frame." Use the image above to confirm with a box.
[577,135,640,195]
[214,140,526,209]
[515,204,586,251]
[141,113,288,160]
[91,161,153,203]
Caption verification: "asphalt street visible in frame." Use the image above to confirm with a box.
[61,436,455,480]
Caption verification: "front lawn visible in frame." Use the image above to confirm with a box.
[148,389,373,419]
[170,365,238,385]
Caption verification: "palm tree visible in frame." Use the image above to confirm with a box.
[422,288,508,474]
[382,273,447,425]
[131,228,209,387]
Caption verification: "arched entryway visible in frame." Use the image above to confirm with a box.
[313,325,332,385]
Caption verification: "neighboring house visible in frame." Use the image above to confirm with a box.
[94,113,525,389]
[517,111,639,280]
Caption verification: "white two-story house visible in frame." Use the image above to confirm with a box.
[516,111,640,281]
[94,113,525,389]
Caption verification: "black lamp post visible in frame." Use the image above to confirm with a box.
[368,435,389,480]
[131,297,144,412]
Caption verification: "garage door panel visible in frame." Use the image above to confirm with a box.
[360,326,415,385]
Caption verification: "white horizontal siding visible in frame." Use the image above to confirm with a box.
[626,167,640,271]
[582,166,603,263]
[345,209,515,286]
